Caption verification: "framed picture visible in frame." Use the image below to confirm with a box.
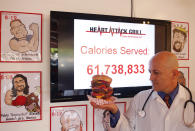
[178,67,189,88]
[0,11,42,62]
[171,21,189,60]
[0,71,42,123]
[93,102,126,131]
[50,105,87,131]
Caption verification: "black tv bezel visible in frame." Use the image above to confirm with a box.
[50,11,171,102]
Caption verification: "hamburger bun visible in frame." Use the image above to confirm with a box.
[92,75,112,83]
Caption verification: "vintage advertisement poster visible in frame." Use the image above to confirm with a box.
[171,21,189,60]
[0,11,42,62]
[0,72,42,123]
[93,102,126,131]
[50,105,87,131]
[178,67,189,88]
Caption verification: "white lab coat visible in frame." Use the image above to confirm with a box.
[112,85,195,131]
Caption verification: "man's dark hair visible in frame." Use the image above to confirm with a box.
[10,19,24,27]
[103,110,110,118]
[12,74,29,97]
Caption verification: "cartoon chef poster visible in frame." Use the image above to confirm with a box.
[50,105,87,131]
[0,11,42,62]
[171,21,189,60]
[0,72,41,123]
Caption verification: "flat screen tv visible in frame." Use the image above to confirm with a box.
[50,11,171,102]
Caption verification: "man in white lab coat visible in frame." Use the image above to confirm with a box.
[90,51,195,131]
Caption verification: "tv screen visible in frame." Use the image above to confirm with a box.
[50,11,171,102]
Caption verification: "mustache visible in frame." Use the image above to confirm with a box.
[173,40,183,45]
[16,85,25,89]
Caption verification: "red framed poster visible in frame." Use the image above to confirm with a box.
[178,67,189,88]
[50,105,88,131]
[171,21,189,60]
[93,102,126,131]
[0,71,42,123]
[0,11,42,63]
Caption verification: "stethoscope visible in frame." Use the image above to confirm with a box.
[137,85,195,128]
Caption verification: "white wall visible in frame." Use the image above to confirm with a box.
[0,0,195,131]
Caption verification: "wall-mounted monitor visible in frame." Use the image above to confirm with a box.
[50,11,171,102]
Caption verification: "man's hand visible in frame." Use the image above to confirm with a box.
[29,23,39,32]
[5,90,13,105]
[90,101,119,114]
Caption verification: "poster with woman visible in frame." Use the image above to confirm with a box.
[0,11,42,62]
[171,21,189,60]
[178,67,189,88]
[93,102,126,131]
[50,105,87,131]
[0,71,42,123]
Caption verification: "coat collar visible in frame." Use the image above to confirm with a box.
[151,84,188,101]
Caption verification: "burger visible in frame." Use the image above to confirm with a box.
[91,75,113,100]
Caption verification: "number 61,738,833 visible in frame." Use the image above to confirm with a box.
[87,64,145,75]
